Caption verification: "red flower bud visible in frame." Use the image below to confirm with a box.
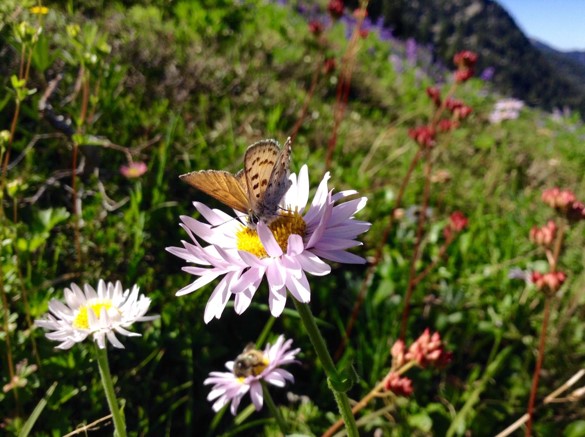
[426,86,442,107]
[455,68,474,83]
[327,0,344,19]
[405,329,451,368]
[567,201,585,223]
[308,20,324,36]
[531,271,566,295]
[437,119,459,132]
[455,104,473,120]
[541,187,576,210]
[453,51,478,70]
[529,220,557,247]
[450,211,468,231]
[391,339,406,369]
[453,51,477,83]
[409,125,436,148]
[384,372,413,396]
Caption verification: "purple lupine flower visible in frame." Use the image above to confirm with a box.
[406,38,417,65]
[480,67,495,81]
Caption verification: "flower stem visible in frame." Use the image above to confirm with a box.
[323,360,416,436]
[95,345,127,437]
[261,381,288,434]
[524,296,551,437]
[293,300,359,437]
[400,147,433,340]
[525,220,565,435]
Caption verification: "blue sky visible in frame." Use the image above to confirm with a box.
[496,0,585,51]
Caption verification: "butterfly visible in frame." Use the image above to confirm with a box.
[180,137,293,227]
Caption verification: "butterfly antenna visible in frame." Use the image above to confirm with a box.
[210,215,244,229]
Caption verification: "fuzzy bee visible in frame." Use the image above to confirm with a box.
[233,343,267,378]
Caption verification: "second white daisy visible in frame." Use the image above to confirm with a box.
[35,280,158,349]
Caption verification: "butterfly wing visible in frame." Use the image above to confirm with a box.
[261,137,292,210]
[243,139,283,211]
[180,170,250,213]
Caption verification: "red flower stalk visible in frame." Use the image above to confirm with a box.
[531,271,566,295]
[529,220,557,247]
[409,125,436,148]
[453,51,477,83]
[405,329,451,368]
[426,86,442,107]
[322,57,336,75]
[384,372,413,396]
[327,0,344,19]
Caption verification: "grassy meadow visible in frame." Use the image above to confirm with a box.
[1,1,584,435]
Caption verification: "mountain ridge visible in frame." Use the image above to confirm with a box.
[356,0,585,116]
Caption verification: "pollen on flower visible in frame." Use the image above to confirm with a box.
[236,211,306,258]
[72,301,115,329]
[237,227,268,258]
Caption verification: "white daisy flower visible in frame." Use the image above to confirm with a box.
[167,164,370,323]
[35,280,158,349]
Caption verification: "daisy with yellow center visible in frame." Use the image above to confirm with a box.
[236,211,306,258]
[167,164,370,323]
[35,280,157,349]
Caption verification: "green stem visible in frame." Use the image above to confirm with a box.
[94,345,127,437]
[261,381,288,434]
[293,300,359,437]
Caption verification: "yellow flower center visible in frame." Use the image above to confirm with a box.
[236,211,306,258]
[72,301,117,329]
[30,6,49,14]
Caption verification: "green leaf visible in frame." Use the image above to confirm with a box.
[565,421,585,437]
[408,411,433,432]
[32,32,54,73]
[447,347,513,437]
[18,382,58,437]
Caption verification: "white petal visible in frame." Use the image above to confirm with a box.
[203,276,232,324]
[249,382,264,411]
[268,286,287,317]
[257,222,283,257]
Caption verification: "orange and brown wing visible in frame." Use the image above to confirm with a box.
[243,140,282,210]
[180,170,249,213]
